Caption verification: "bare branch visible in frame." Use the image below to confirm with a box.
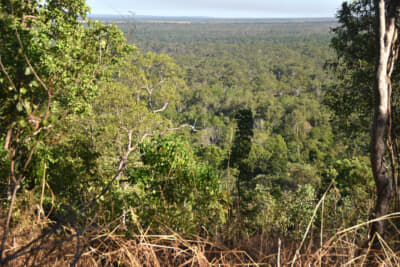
[152,102,169,113]
[81,123,196,215]
[0,56,17,91]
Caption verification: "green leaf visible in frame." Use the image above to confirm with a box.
[25,67,32,75]
[16,102,23,112]
[29,80,39,87]
[18,119,27,127]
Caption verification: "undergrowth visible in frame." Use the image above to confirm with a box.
[2,193,400,267]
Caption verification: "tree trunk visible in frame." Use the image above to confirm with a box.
[371,0,399,237]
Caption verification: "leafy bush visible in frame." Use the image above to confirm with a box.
[126,135,229,234]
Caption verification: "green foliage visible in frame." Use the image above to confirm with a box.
[325,0,376,138]
[323,156,374,196]
[128,135,228,233]
[33,119,102,205]
[0,0,131,204]
[240,178,317,238]
[0,6,379,254]
[230,109,254,173]
[0,1,131,129]
[127,51,187,116]
[195,144,225,169]
[287,163,320,186]
[90,51,186,175]
[118,18,370,241]
[277,184,316,238]
[321,184,374,232]
[264,134,288,175]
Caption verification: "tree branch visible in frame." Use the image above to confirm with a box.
[152,102,169,113]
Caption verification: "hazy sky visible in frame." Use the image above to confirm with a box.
[86,0,345,18]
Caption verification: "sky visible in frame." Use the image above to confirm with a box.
[86,0,345,18]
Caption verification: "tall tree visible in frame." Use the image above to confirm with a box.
[329,0,400,237]
[371,0,400,237]
[229,109,254,238]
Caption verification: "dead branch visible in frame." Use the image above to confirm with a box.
[152,102,169,113]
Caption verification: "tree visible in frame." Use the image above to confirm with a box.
[129,135,228,234]
[370,0,400,237]
[89,52,187,179]
[328,0,400,238]
[228,109,254,238]
[0,0,131,263]
[326,0,376,142]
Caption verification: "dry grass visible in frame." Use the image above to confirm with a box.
[2,193,400,266]
[2,217,400,266]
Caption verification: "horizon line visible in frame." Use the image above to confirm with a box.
[87,13,337,20]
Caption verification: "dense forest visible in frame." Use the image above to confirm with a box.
[1,0,400,266]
